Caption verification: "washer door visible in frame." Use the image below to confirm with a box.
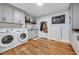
[19,32,28,42]
[0,33,15,47]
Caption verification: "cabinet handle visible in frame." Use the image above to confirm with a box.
[19,20,21,23]
[77,36,79,41]
[2,17,6,22]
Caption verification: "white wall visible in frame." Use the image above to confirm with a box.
[36,10,70,42]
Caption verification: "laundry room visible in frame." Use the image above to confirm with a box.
[0,2,79,56]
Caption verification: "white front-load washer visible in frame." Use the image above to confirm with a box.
[0,28,17,53]
[11,28,28,46]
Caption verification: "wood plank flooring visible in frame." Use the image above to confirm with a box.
[1,38,76,55]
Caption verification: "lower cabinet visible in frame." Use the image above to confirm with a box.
[72,32,79,54]
[28,29,38,39]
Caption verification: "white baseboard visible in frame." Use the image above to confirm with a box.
[33,37,70,44]
[48,37,70,44]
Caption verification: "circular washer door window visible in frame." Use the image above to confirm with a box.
[20,33,27,41]
[1,35,14,44]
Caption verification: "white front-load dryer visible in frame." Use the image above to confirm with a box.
[0,29,17,53]
[18,29,28,42]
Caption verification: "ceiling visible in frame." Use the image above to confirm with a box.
[10,3,70,17]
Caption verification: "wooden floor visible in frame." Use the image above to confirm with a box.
[1,38,76,55]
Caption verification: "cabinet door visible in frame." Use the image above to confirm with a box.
[34,30,38,37]
[73,4,79,29]
[14,8,25,24]
[32,30,36,38]
[0,4,2,22]
[20,12,25,24]
[1,4,6,22]
[14,8,20,23]
[28,30,33,39]
[72,33,77,48]
[6,4,14,22]
[1,4,14,22]
[75,33,79,54]
[30,30,35,38]
[73,32,79,54]
[28,30,37,39]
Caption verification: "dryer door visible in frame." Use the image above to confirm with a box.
[19,32,28,42]
[0,33,15,47]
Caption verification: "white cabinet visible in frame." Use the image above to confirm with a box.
[72,32,77,49]
[69,4,79,54]
[0,3,25,24]
[20,12,25,24]
[73,4,79,29]
[14,8,25,24]
[0,4,14,22]
[1,4,13,22]
[72,32,79,54]
[70,4,79,29]
[28,29,38,39]
[0,4,2,22]
[76,33,79,54]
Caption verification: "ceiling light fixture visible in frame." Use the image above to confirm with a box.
[37,3,43,6]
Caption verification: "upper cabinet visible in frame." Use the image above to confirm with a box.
[70,4,79,30]
[2,4,14,22]
[0,4,14,22]
[14,8,25,24]
[0,4,2,22]
[0,3,25,24]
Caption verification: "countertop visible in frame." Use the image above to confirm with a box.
[72,29,79,33]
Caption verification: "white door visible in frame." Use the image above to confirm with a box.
[49,24,61,40]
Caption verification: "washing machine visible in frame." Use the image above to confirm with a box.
[11,28,28,46]
[0,28,28,54]
[0,28,17,53]
[18,29,28,42]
